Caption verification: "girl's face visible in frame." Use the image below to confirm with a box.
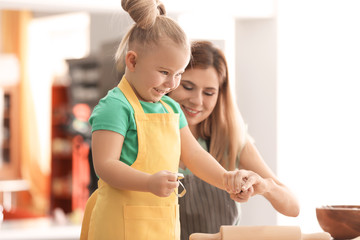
[129,40,190,103]
[168,67,219,128]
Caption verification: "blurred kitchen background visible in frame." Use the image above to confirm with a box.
[0,0,359,238]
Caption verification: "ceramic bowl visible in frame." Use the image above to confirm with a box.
[316,205,360,240]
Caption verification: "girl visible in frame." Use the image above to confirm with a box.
[168,41,300,240]
[81,1,246,240]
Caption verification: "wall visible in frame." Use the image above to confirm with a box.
[0,12,2,52]
[88,12,181,55]
[89,12,130,54]
[234,0,360,231]
[277,0,360,232]
[235,19,277,225]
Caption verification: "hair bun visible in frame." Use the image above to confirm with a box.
[121,0,166,29]
[157,2,166,15]
[121,0,127,11]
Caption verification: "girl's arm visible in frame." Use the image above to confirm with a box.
[236,141,300,217]
[180,126,228,190]
[92,130,178,197]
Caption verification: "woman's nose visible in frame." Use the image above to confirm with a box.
[189,91,202,106]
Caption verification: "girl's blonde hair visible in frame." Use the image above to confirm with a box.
[189,41,248,170]
[115,0,189,71]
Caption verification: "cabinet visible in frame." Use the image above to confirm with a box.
[0,85,20,180]
[51,85,91,213]
[66,57,101,109]
[51,85,73,213]
[58,45,121,212]
[66,41,122,108]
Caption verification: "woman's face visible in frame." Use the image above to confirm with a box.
[169,67,219,127]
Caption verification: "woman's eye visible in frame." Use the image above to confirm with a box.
[160,71,169,75]
[204,92,215,96]
[182,84,192,90]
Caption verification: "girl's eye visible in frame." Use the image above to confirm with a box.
[160,71,169,75]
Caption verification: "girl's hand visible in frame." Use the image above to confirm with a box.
[148,170,179,197]
[230,186,254,202]
[223,169,269,202]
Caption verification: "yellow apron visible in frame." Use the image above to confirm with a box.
[82,77,181,240]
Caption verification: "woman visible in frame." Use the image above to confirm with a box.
[168,41,300,240]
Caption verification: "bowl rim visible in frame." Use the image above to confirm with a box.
[316,205,360,211]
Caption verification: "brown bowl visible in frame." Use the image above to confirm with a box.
[316,205,360,240]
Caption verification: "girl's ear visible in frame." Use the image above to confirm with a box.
[125,50,137,72]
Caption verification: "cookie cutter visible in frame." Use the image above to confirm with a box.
[175,173,186,197]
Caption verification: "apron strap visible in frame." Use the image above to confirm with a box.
[118,76,175,114]
[160,99,174,114]
[118,76,144,114]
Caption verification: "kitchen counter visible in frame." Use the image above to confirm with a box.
[0,217,81,240]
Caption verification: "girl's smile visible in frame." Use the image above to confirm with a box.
[125,39,190,103]
[154,87,171,96]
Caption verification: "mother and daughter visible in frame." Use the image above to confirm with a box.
[80,0,299,239]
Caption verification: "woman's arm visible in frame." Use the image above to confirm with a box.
[237,141,300,217]
[92,130,178,197]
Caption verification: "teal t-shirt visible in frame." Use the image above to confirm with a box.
[89,87,187,166]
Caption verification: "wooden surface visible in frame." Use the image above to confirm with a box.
[190,226,332,240]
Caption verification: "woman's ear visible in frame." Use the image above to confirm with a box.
[125,50,137,72]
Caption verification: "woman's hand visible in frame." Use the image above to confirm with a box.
[223,169,269,203]
[148,170,179,197]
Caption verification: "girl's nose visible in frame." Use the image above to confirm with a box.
[164,76,178,89]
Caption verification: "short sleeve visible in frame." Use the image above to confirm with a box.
[89,95,133,137]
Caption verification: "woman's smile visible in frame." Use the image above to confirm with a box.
[181,105,202,117]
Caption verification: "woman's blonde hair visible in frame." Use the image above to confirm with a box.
[189,41,248,170]
[115,0,189,71]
